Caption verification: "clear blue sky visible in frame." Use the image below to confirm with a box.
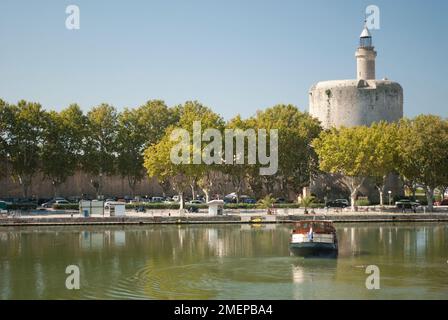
[0,0,447,119]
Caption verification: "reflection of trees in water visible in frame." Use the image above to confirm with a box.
[337,223,447,261]
[334,223,448,294]
[1,223,446,299]
[0,224,292,299]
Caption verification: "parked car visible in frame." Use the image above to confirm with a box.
[104,201,113,209]
[151,197,164,203]
[163,197,174,203]
[187,200,204,205]
[275,198,287,204]
[326,199,349,208]
[243,198,257,204]
[395,199,419,212]
[195,196,205,202]
[0,201,8,214]
[41,198,69,208]
[37,198,52,206]
[223,198,235,204]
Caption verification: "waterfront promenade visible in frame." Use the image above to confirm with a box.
[2,208,448,226]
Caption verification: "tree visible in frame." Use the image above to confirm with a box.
[144,128,190,210]
[83,104,118,197]
[313,126,376,211]
[364,122,399,206]
[258,194,276,214]
[197,169,223,203]
[41,104,87,196]
[116,100,178,196]
[4,100,46,197]
[144,101,224,209]
[177,101,225,202]
[0,100,10,179]
[300,196,315,214]
[223,115,253,203]
[396,115,448,211]
[254,105,322,200]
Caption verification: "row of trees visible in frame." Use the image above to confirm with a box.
[313,116,448,211]
[143,102,322,209]
[0,99,179,197]
[0,99,321,204]
[2,98,447,211]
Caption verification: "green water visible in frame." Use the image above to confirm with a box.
[0,223,447,300]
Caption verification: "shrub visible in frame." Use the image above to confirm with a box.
[53,203,79,210]
[225,203,257,209]
[355,199,370,206]
[7,203,37,210]
[125,203,181,210]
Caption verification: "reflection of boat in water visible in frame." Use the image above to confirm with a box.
[289,221,338,258]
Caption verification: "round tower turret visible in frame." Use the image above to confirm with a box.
[356,24,377,80]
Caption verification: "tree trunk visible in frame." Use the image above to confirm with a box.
[350,190,357,211]
[379,190,384,207]
[440,186,448,200]
[52,180,62,198]
[128,176,137,198]
[18,175,32,198]
[236,185,241,204]
[426,186,435,212]
[202,188,210,203]
[190,184,196,200]
[179,192,184,211]
[345,176,365,212]
[376,184,384,207]
[22,183,29,198]
[159,180,171,198]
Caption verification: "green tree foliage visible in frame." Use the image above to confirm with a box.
[300,196,315,214]
[41,104,87,196]
[254,104,322,198]
[258,194,276,214]
[365,122,399,206]
[313,126,375,210]
[116,100,178,196]
[83,104,118,197]
[144,128,190,210]
[144,101,224,209]
[3,100,47,197]
[223,115,254,203]
[0,100,9,178]
[396,115,448,211]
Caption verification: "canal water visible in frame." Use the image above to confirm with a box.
[0,223,447,299]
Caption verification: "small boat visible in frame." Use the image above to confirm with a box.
[289,220,338,258]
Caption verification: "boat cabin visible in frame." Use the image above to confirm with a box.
[292,221,336,235]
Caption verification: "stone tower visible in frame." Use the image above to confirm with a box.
[309,23,403,129]
[308,22,404,202]
[356,24,376,80]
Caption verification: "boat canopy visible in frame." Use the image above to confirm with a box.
[292,221,336,234]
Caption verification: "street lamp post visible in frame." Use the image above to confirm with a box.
[388,190,392,206]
